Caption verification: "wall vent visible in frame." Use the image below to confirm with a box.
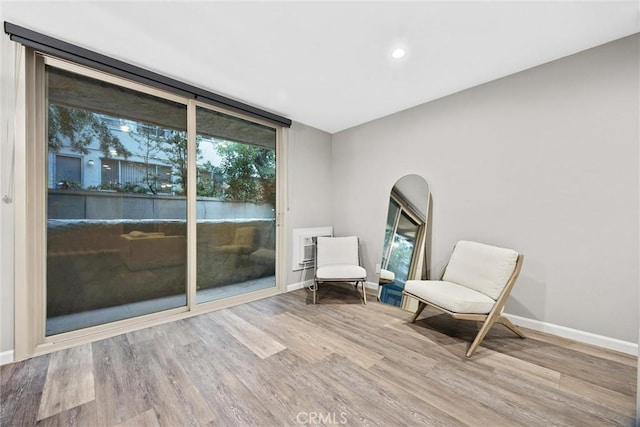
[292,227,333,271]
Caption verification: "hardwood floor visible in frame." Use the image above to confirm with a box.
[1,286,637,426]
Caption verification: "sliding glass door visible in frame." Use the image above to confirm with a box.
[38,55,281,339]
[195,106,277,303]
[45,63,189,335]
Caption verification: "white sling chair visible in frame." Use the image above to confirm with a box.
[403,240,524,357]
[313,236,367,304]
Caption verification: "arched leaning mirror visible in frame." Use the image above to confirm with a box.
[378,174,430,309]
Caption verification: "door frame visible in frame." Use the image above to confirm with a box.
[14,49,288,360]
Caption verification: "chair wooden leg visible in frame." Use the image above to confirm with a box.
[466,318,498,358]
[411,302,427,323]
[361,281,367,305]
[313,280,318,304]
[496,316,526,338]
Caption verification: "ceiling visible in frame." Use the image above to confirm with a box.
[3,1,639,133]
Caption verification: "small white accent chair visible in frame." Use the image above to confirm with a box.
[403,240,524,357]
[313,236,367,304]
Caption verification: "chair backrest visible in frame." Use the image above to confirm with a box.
[234,226,256,247]
[316,236,359,268]
[442,240,519,300]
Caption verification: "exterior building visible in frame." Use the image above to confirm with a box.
[48,114,224,195]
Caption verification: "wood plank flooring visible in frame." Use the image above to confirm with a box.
[1,286,637,426]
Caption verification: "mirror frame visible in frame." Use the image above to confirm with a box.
[378,174,431,310]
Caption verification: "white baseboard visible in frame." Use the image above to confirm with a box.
[287,280,379,293]
[0,350,14,366]
[364,281,379,290]
[287,280,313,292]
[504,313,638,356]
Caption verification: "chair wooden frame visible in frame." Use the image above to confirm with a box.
[403,254,525,358]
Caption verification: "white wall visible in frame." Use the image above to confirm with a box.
[286,122,334,286]
[0,21,18,355]
[331,34,639,344]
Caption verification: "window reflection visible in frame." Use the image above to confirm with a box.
[195,106,277,303]
[46,65,188,335]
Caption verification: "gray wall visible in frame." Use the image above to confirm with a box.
[286,122,334,286]
[331,34,639,343]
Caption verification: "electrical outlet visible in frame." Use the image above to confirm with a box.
[375,263,381,273]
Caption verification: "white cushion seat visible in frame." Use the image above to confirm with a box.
[313,235,367,304]
[379,268,395,283]
[404,280,496,314]
[317,264,366,281]
[403,240,525,358]
[249,248,276,265]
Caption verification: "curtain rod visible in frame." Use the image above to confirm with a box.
[4,21,292,128]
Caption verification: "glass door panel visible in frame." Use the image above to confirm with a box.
[45,65,188,335]
[387,212,420,285]
[382,199,400,269]
[195,106,277,303]
[379,194,422,307]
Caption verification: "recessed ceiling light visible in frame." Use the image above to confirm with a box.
[391,48,406,59]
